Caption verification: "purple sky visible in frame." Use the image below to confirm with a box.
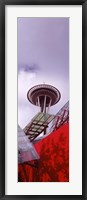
[18,18,69,128]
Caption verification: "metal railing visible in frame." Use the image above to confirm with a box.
[50,101,69,133]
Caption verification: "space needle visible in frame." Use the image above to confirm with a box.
[27,84,61,113]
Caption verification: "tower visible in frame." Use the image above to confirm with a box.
[27,84,61,113]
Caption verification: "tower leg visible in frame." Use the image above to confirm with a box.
[37,97,40,107]
[47,99,52,113]
[43,95,46,113]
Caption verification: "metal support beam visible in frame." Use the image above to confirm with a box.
[37,97,40,107]
[43,95,46,113]
[47,98,52,113]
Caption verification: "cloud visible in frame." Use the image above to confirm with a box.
[18,63,40,74]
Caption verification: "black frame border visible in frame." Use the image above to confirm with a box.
[0,0,87,199]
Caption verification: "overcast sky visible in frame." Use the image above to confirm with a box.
[18,17,69,129]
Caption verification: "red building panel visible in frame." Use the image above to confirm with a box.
[18,122,69,182]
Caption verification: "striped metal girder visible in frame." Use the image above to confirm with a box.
[50,101,69,133]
